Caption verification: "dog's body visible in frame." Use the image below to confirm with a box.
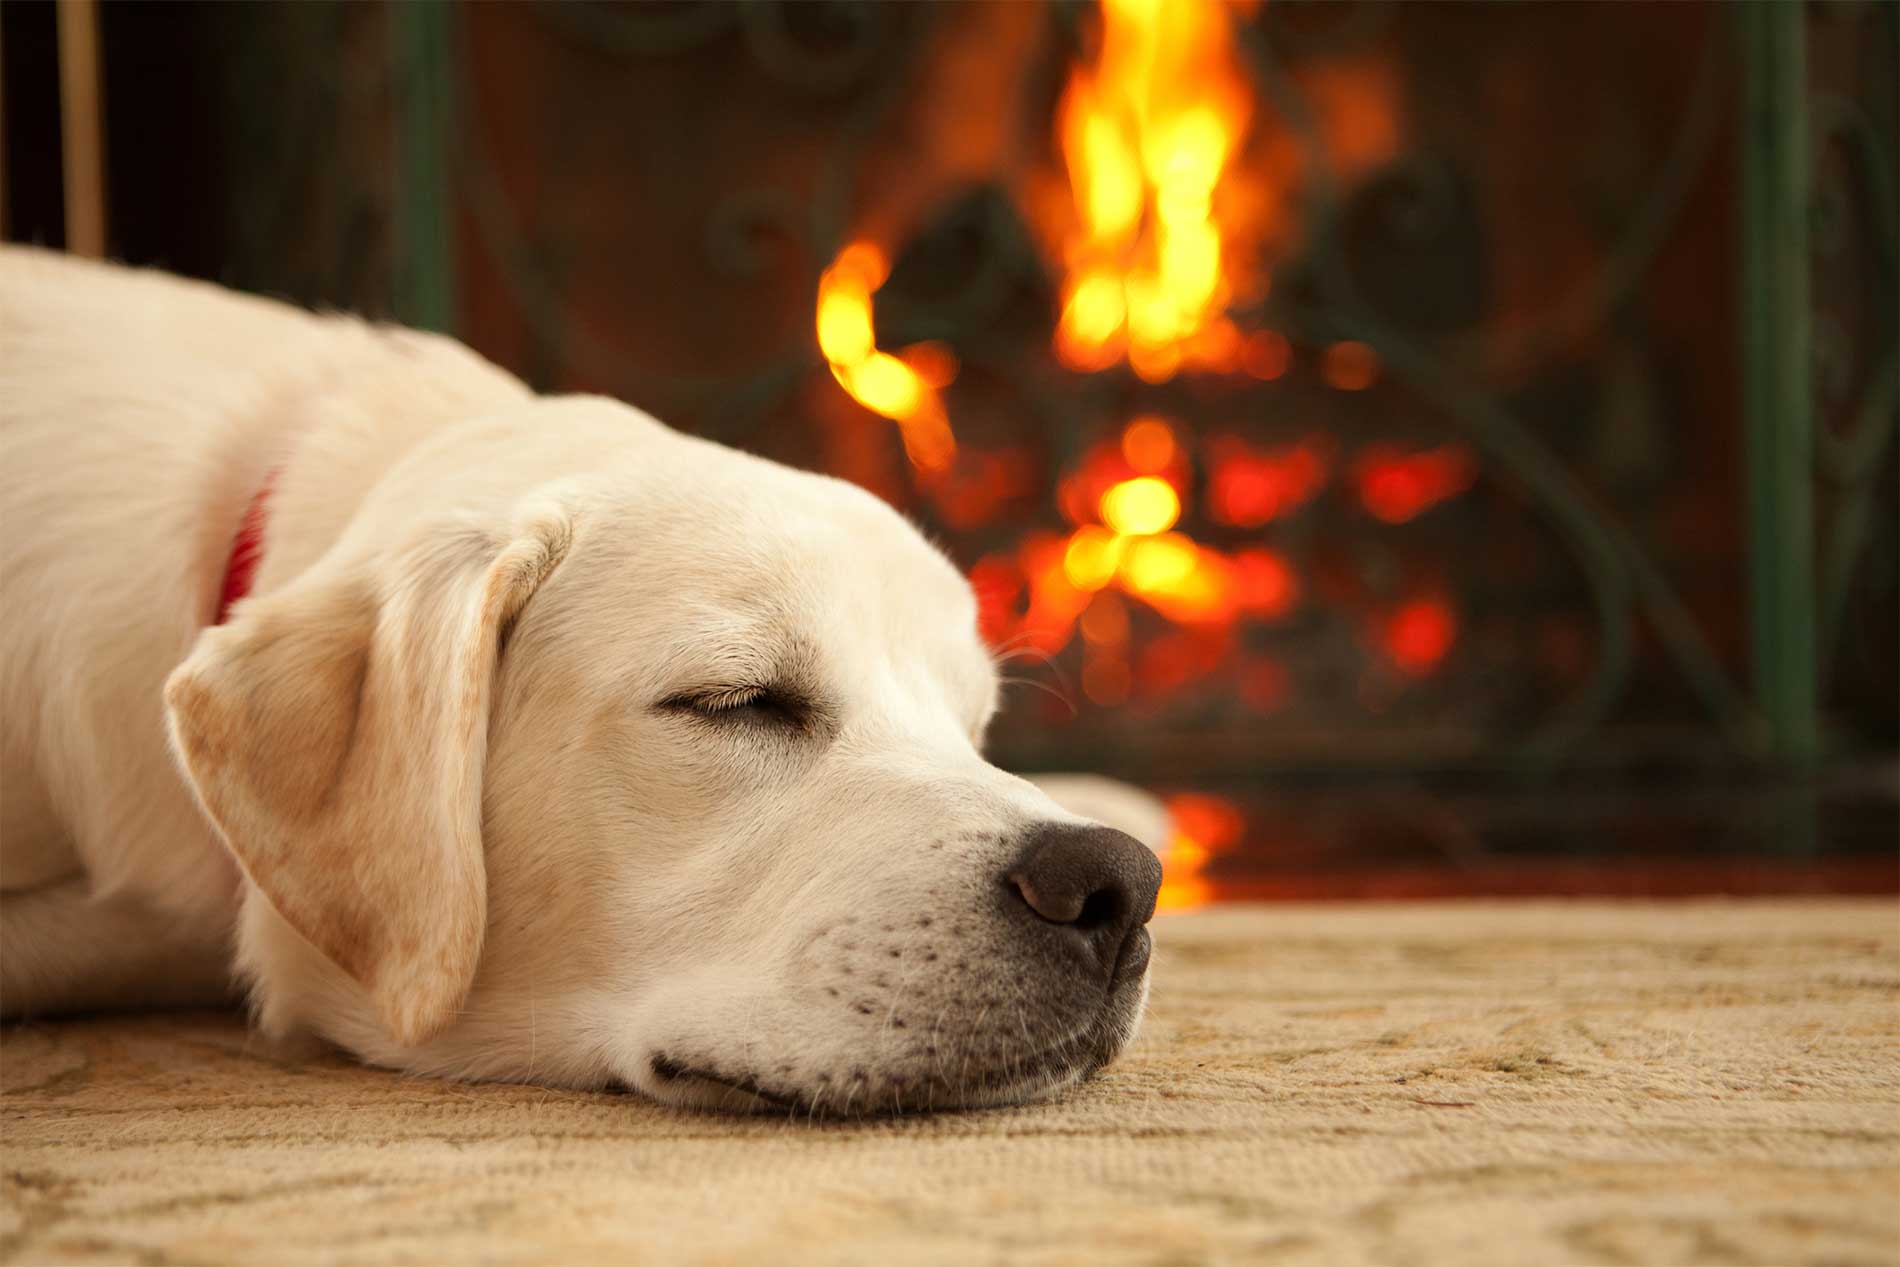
[0,248,1161,1113]
[3,249,531,1019]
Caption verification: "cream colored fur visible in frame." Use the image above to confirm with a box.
[0,247,1159,1114]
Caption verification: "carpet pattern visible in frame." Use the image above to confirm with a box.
[3,900,1897,1266]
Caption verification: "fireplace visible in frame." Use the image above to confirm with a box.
[33,0,1897,899]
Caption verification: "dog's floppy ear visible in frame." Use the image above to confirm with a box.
[164,503,573,1046]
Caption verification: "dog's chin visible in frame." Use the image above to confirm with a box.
[627,966,1151,1118]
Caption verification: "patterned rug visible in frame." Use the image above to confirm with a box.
[4,900,1896,1266]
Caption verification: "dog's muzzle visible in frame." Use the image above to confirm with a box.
[637,820,1165,1116]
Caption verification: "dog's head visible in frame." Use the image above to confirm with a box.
[164,398,1160,1114]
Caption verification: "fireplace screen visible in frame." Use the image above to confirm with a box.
[43,0,1898,898]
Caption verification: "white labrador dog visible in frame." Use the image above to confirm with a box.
[0,247,1163,1115]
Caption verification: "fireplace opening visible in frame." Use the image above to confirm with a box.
[41,0,1899,902]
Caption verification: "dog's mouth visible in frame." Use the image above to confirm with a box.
[646,1055,806,1112]
[641,966,1148,1118]
[646,1028,1117,1117]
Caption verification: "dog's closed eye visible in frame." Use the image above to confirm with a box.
[660,685,812,733]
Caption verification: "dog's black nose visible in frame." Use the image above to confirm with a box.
[1006,823,1163,975]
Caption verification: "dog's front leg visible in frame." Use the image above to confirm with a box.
[0,879,236,1019]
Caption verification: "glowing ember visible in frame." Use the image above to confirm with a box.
[1207,435,1329,527]
[982,415,1323,663]
[1353,443,1477,523]
[809,0,1454,762]
[1133,628,1219,697]
[1382,596,1458,675]
[816,242,957,472]
[1120,416,1178,472]
[1321,340,1381,391]
[1053,0,1253,382]
[1239,329,1291,380]
[1231,547,1297,620]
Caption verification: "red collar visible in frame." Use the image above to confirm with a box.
[215,471,278,625]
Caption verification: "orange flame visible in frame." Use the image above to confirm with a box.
[1157,792,1244,911]
[1054,0,1253,382]
[985,416,1315,660]
[1100,475,1182,535]
[816,243,957,472]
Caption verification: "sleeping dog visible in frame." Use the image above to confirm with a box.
[0,247,1162,1114]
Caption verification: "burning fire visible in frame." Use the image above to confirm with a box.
[817,243,958,472]
[1157,792,1245,910]
[981,415,1308,683]
[809,1,1460,913]
[1054,0,1254,383]
[968,416,1474,698]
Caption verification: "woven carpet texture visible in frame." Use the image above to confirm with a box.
[3,900,1896,1266]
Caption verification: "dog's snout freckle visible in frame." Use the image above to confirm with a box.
[787,822,1157,1112]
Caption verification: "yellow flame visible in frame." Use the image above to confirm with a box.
[1072,87,1145,244]
[834,353,921,419]
[816,291,875,365]
[1156,875,1214,912]
[1118,532,1198,592]
[1099,476,1182,536]
[816,242,957,472]
[1055,0,1252,381]
[1063,526,1126,591]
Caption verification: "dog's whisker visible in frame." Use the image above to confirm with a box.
[988,627,1062,659]
[991,641,1073,690]
[985,628,1040,656]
